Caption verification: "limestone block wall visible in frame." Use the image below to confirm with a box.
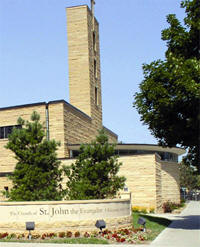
[0,104,47,199]
[67,5,102,131]
[61,154,163,212]
[62,101,117,157]
[0,177,13,201]
[103,126,118,144]
[0,199,132,233]
[63,103,93,146]
[155,155,162,212]
[87,7,103,131]
[48,102,65,158]
[67,5,93,118]
[0,104,47,174]
[118,155,158,211]
[161,161,180,204]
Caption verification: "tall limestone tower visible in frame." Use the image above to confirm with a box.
[66,0,102,130]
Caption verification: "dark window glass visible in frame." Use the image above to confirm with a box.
[95,87,98,105]
[0,125,21,139]
[5,126,13,138]
[0,127,4,139]
[93,31,96,51]
[94,59,97,78]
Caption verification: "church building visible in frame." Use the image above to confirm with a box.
[0,2,185,212]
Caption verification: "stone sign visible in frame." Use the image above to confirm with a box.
[0,199,132,232]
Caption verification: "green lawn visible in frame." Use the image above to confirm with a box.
[133,212,172,241]
[0,238,109,244]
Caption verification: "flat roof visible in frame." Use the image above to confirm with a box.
[68,143,185,156]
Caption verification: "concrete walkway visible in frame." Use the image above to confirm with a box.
[0,201,199,247]
[151,201,200,247]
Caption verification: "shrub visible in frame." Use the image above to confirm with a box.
[0,233,8,239]
[162,201,173,213]
[132,206,140,212]
[83,232,90,238]
[58,232,65,238]
[132,206,149,213]
[66,231,72,238]
[31,234,40,239]
[41,233,46,239]
[47,232,56,238]
[149,207,155,213]
[140,207,147,214]
[74,231,80,238]
[8,233,16,239]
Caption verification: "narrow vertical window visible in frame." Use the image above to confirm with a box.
[94,59,97,78]
[0,127,4,139]
[4,186,9,198]
[95,86,98,105]
[93,31,96,52]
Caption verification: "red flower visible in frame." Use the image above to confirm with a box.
[112,233,118,238]
[116,238,121,242]
[139,235,144,241]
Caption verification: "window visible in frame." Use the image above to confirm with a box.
[94,59,97,79]
[0,125,21,139]
[4,186,9,198]
[95,86,98,105]
[93,31,96,52]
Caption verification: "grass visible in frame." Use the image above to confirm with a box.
[133,212,172,241]
[0,237,109,244]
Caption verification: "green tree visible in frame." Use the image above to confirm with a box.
[179,162,198,191]
[6,111,64,201]
[134,0,200,173]
[64,130,126,200]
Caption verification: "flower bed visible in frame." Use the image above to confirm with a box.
[0,227,150,244]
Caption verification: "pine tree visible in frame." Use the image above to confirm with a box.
[64,130,126,200]
[6,111,64,201]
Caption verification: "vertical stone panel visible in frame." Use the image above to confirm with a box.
[118,155,157,210]
[48,102,65,158]
[155,154,162,212]
[161,161,180,204]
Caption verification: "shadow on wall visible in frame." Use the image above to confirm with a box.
[161,162,180,190]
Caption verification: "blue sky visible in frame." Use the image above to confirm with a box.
[0,0,186,144]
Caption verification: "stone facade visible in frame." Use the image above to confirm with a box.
[61,153,181,213]
[67,5,102,131]
[0,199,132,233]
[0,103,47,174]
[0,3,183,213]
[161,160,180,204]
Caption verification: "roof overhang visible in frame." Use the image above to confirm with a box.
[68,143,185,156]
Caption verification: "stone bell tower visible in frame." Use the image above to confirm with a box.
[66,0,102,130]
